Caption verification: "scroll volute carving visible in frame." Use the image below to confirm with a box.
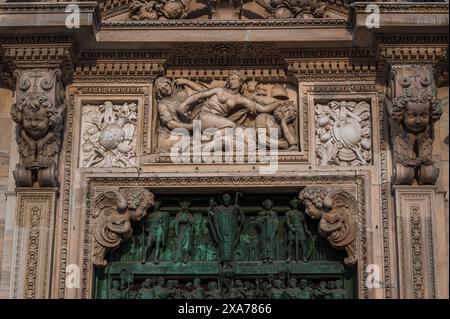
[299,186,358,266]
[10,69,66,187]
[385,65,443,185]
[93,188,155,267]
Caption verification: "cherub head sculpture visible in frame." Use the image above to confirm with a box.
[11,92,61,141]
[225,70,245,94]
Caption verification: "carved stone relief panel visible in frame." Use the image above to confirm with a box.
[315,101,372,166]
[153,72,300,159]
[80,101,138,168]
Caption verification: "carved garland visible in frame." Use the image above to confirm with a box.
[80,174,369,298]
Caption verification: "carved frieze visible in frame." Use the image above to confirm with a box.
[299,186,358,266]
[122,0,335,20]
[255,0,327,19]
[80,101,138,168]
[386,65,443,185]
[93,188,155,267]
[315,101,372,166]
[153,72,299,155]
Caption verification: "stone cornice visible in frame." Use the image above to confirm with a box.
[281,47,375,59]
[0,1,447,76]
[434,46,449,87]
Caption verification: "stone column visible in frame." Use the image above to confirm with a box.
[2,41,75,298]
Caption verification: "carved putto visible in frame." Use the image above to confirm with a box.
[386,65,443,185]
[10,91,65,187]
[93,188,155,267]
[129,0,191,20]
[80,101,138,168]
[299,186,358,266]
[315,101,371,166]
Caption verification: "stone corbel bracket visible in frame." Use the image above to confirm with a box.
[92,187,155,268]
[299,186,358,266]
